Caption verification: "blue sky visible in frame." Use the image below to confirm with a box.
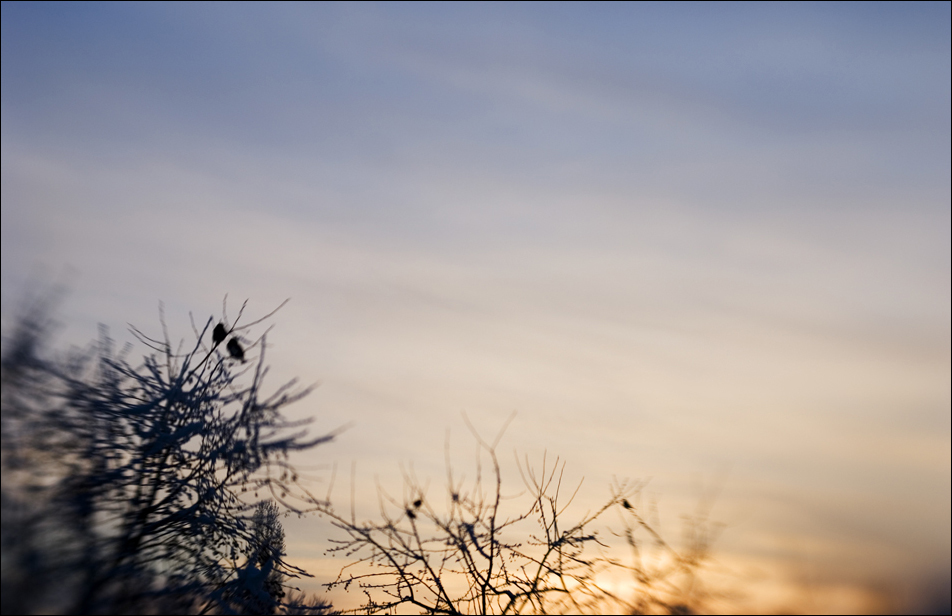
[2,2,950,611]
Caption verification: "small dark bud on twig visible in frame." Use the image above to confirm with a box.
[227,337,245,362]
[213,323,227,346]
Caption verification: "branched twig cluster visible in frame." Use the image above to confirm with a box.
[1,294,332,614]
[321,414,719,615]
[1,290,720,615]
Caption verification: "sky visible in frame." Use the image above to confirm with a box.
[2,2,950,612]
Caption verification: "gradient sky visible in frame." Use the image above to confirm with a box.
[2,2,950,612]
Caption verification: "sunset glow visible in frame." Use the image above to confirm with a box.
[2,3,949,613]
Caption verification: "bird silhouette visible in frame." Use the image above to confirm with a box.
[213,323,227,346]
[226,337,245,362]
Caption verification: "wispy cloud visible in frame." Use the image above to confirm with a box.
[2,3,949,610]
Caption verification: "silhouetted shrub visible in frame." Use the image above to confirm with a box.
[1,294,333,614]
[322,416,719,614]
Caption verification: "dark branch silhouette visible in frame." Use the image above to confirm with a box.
[320,415,720,614]
[1,295,334,614]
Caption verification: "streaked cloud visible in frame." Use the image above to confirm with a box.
[2,2,948,611]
